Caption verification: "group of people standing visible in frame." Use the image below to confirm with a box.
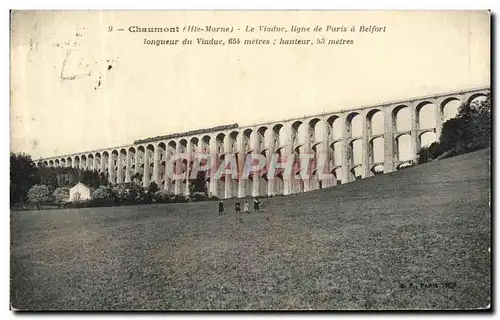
[218,198,260,216]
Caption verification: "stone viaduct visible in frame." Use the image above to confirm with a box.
[37,87,489,199]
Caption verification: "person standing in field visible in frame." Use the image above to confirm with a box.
[235,200,241,214]
[218,200,224,216]
[253,197,260,212]
[243,200,250,214]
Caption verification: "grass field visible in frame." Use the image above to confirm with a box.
[10,149,491,310]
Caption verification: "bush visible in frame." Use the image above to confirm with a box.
[418,142,443,164]
[52,187,70,208]
[171,194,189,203]
[438,94,491,156]
[190,191,208,202]
[92,185,113,200]
[26,185,51,209]
[153,189,175,203]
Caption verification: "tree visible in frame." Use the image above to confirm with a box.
[26,185,50,209]
[417,142,442,164]
[52,187,70,208]
[153,189,174,203]
[439,117,464,153]
[92,185,113,200]
[10,153,39,204]
[148,181,159,194]
[188,175,208,195]
[439,94,491,155]
[132,173,143,185]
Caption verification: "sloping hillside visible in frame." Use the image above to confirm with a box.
[11,149,491,310]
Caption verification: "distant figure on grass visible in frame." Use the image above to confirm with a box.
[218,200,224,216]
[235,200,241,214]
[253,197,260,212]
[243,200,250,214]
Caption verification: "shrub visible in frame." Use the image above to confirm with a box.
[190,191,208,202]
[26,185,50,209]
[153,189,174,203]
[171,194,189,203]
[52,187,70,208]
[92,185,113,200]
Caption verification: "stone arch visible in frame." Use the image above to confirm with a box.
[228,131,239,153]
[348,138,362,167]
[200,135,210,154]
[440,97,462,122]
[242,129,253,154]
[271,123,284,150]
[327,115,342,141]
[392,104,411,132]
[94,153,101,171]
[415,100,437,130]
[329,141,342,168]
[73,156,80,168]
[66,157,72,168]
[101,151,109,172]
[396,160,414,171]
[260,172,269,196]
[80,155,87,169]
[307,117,322,145]
[350,165,363,181]
[111,150,119,184]
[189,137,199,154]
[215,133,226,155]
[466,92,488,106]
[178,139,187,154]
[135,146,145,179]
[256,126,268,151]
[330,167,342,185]
[370,163,384,176]
[145,144,155,184]
[54,159,60,167]
[419,130,437,148]
[167,140,177,157]
[43,160,49,166]
[274,171,285,195]
[118,149,127,183]
[369,136,385,167]
[157,142,167,162]
[290,120,304,148]
[126,147,135,177]
[346,111,362,138]
[366,108,384,136]
[157,142,167,185]
[86,154,93,170]
[395,133,412,163]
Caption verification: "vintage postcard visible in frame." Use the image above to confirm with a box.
[10,10,491,311]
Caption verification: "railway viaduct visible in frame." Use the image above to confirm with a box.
[37,87,490,199]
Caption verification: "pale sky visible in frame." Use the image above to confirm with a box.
[10,10,490,160]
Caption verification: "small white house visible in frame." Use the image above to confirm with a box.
[69,182,92,202]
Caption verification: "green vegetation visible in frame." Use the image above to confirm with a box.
[418,94,491,164]
[10,149,490,310]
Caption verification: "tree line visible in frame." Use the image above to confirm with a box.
[417,93,491,164]
[10,153,212,208]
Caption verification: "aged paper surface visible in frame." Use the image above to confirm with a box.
[10,10,490,311]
